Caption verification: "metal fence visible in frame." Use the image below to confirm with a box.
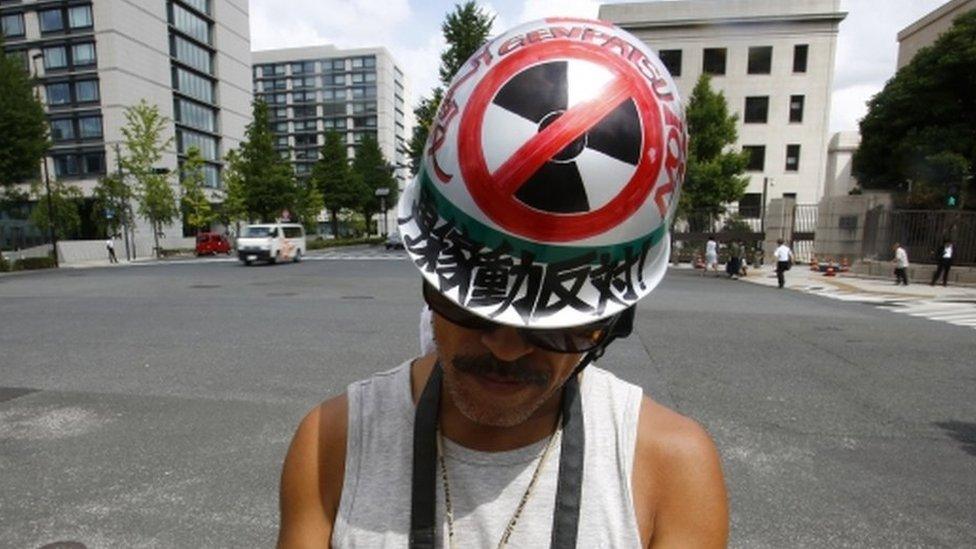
[863,209,976,266]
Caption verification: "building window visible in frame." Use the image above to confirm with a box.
[67,5,93,29]
[739,193,762,218]
[272,78,287,90]
[785,144,800,171]
[171,4,210,44]
[702,48,726,75]
[331,74,345,85]
[793,44,808,73]
[744,96,769,123]
[43,46,68,70]
[72,43,97,66]
[294,134,317,147]
[789,95,804,123]
[178,128,217,160]
[172,35,211,73]
[39,9,64,33]
[51,119,75,141]
[79,116,102,138]
[174,67,214,103]
[747,46,772,74]
[292,105,316,118]
[181,0,210,15]
[275,136,289,148]
[742,145,765,171]
[1,13,25,37]
[176,98,215,132]
[75,80,99,102]
[658,49,681,77]
[46,83,71,105]
[53,152,105,177]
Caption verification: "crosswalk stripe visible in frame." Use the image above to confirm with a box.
[793,285,976,331]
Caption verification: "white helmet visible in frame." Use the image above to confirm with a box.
[398,17,686,329]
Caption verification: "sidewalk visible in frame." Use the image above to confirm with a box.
[737,264,976,300]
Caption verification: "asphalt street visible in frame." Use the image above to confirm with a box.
[1,247,974,548]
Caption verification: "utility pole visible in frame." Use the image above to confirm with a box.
[114,143,131,261]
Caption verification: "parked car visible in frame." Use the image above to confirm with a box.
[385,230,404,250]
[195,232,231,256]
[237,223,306,265]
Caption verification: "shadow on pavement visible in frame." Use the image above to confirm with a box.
[935,420,976,457]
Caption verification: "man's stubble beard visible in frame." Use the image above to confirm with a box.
[443,357,565,428]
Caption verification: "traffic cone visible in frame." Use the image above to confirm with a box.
[825,265,836,277]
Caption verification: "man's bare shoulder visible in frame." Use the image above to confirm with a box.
[276,394,348,548]
[633,396,728,548]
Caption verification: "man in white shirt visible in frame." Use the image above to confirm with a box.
[930,239,953,286]
[106,237,118,264]
[703,236,718,276]
[774,239,793,289]
[892,243,909,286]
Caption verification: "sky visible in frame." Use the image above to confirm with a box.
[248,0,949,134]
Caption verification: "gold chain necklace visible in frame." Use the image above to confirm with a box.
[436,417,563,549]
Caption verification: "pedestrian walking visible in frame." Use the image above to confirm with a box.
[930,239,953,286]
[703,235,719,276]
[106,237,118,264]
[277,22,727,548]
[892,242,909,286]
[774,238,794,289]
[726,239,742,279]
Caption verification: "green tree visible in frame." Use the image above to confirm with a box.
[295,176,324,234]
[408,2,494,172]
[91,173,131,238]
[312,131,362,237]
[121,99,176,257]
[853,11,976,208]
[238,99,297,221]
[0,36,49,187]
[29,180,83,240]
[179,146,216,233]
[221,148,249,237]
[680,74,749,221]
[352,134,397,235]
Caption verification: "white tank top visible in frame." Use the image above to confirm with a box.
[332,361,644,548]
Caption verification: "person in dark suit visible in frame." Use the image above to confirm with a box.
[930,239,953,286]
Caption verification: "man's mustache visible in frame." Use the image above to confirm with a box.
[451,354,549,386]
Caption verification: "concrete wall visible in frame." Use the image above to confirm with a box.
[813,192,893,262]
[824,131,860,196]
[56,236,197,265]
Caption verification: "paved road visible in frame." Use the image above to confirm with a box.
[1,249,974,548]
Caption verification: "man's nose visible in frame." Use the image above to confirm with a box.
[480,325,534,362]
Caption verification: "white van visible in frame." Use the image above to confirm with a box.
[236,223,306,265]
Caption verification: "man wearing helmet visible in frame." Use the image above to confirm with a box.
[278,18,727,548]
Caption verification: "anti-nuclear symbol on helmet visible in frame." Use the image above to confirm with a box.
[458,40,663,243]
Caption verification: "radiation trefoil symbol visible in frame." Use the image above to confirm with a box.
[457,40,664,243]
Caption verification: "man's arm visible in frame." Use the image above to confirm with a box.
[277,395,348,549]
[633,397,729,548]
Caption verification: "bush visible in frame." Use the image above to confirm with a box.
[306,236,384,250]
[14,256,56,270]
[0,254,9,272]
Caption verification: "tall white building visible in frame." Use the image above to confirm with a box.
[0,0,252,251]
[251,46,411,197]
[600,0,846,215]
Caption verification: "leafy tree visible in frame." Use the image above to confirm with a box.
[352,134,397,235]
[853,11,976,208]
[29,180,83,240]
[91,173,131,238]
[238,99,297,221]
[121,99,176,257]
[0,36,49,187]
[408,2,494,172]
[295,176,324,234]
[680,74,749,222]
[312,131,363,237]
[220,148,249,237]
[179,146,216,233]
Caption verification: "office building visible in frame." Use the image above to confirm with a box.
[600,0,846,213]
[251,45,411,200]
[0,0,251,251]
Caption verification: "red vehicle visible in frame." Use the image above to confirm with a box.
[195,232,232,256]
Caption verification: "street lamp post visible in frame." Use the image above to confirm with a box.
[374,187,390,236]
[31,53,58,267]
